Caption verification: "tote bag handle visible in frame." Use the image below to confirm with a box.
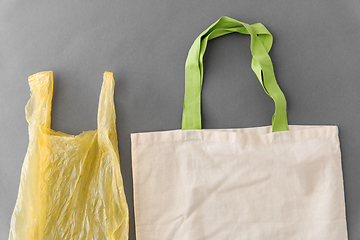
[181,16,288,132]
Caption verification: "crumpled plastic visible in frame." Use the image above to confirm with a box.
[9,71,129,240]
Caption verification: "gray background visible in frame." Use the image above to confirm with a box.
[1,0,359,239]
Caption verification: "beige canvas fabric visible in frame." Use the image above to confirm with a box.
[131,125,348,239]
[131,17,348,240]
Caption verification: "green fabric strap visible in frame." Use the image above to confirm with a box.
[181,16,289,132]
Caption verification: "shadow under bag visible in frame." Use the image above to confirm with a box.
[131,17,348,239]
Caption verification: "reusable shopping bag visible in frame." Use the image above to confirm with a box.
[131,17,348,239]
[9,71,129,240]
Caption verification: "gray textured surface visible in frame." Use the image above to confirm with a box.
[1,0,359,239]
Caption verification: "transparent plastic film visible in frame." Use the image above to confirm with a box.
[9,71,129,240]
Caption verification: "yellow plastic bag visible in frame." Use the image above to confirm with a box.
[9,71,129,240]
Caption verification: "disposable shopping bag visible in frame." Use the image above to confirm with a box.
[131,17,348,239]
[9,71,129,239]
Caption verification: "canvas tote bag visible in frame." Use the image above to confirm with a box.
[131,17,348,239]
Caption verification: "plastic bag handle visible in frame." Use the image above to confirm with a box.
[26,71,53,129]
[97,72,120,154]
[181,16,288,132]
